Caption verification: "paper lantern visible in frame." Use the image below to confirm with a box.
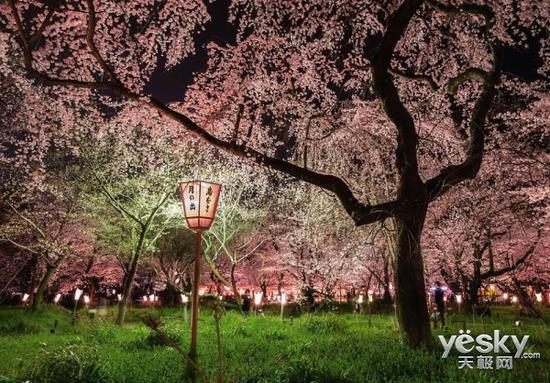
[179,181,221,231]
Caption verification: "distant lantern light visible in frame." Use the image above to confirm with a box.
[502,293,509,301]
[74,288,83,301]
[456,294,462,304]
[117,294,122,301]
[112,289,116,295]
[22,293,29,302]
[511,296,518,304]
[83,295,90,305]
[181,294,189,303]
[149,294,155,302]
[254,292,263,306]
[357,294,364,304]
[143,295,148,302]
[535,292,542,302]
[368,294,374,303]
[179,181,222,231]
[54,293,61,303]
[280,292,287,320]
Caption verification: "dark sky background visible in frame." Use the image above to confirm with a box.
[144,0,546,104]
[144,0,236,103]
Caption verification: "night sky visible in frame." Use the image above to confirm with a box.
[144,0,236,103]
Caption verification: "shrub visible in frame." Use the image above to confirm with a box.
[24,340,104,383]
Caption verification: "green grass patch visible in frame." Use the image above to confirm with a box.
[0,306,547,382]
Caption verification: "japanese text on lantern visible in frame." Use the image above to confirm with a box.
[179,181,221,231]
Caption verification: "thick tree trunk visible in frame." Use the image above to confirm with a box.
[393,202,432,348]
[513,279,541,319]
[465,279,481,312]
[382,285,392,304]
[32,264,56,312]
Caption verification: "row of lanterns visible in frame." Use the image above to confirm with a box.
[17,288,549,306]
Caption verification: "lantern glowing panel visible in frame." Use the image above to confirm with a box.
[179,181,221,231]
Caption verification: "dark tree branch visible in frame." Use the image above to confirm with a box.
[481,238,540,280]
[232,104,244,144]
[447,68,489,95]
[372,0,424,180]
[85,0,122,85]
[28,6,56,46]
[424,1,500,201]
[389,67,438,91]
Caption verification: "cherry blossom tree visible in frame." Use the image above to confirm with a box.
[2,0,548,347]
[149,228,195,305]
[202,174,274,300]
[72,133,184,324]
[0,190,87,311]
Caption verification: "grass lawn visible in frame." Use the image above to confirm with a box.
[0,305,547,382]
